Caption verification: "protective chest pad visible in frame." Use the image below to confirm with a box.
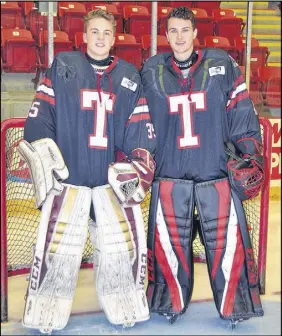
[147,178,195,316]
[22,184,91,333]
[194,177,263,320]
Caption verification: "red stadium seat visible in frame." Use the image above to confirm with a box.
[111,2,136,13]
[158,6,173,35]
[136,2,152,13]
[204,36,240,63]
[194,1,221,16]
[113,33,142,69]
[170,1,193,8]
[239,65,263,107]
[193,37,204,50]
[1,28,39,72]
[22,1,35,18]
[212,9,235,22]
[159,1,172,7]
[28,11,60,42]
[192,8,215,44]
[74,31,87,53]
[214,17,246,45]
[1,1,24,29]
[39,30,73,68]
[90,3,123,33]
[58,2,86,41]
[257,66,281,107]
[141,34,171,63]
[123,5,151,42]
[234,36,270,75]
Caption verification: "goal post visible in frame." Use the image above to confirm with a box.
[0,117,273,323]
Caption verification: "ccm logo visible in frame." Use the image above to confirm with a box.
[139,253,147,286]
[29,256,41,291]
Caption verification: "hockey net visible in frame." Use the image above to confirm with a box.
[1,117,272,322]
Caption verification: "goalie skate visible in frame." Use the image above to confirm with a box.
[92,185,149,326]
[22,184,91,332]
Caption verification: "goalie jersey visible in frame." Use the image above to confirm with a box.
[24,51,156,189]
[141,49,262,182]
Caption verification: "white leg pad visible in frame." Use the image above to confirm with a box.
[22,184,91,333]
[92,185,149,327]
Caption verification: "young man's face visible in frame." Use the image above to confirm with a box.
[166,18,197,61]
[83,17,115,60]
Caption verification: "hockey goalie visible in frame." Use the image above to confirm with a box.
[20,8,156,333]
[141,6,265,328]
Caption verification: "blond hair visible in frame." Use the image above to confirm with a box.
[84,9,116,33]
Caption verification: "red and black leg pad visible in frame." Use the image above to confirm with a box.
[194,177,264,321]
[146,178,195,320]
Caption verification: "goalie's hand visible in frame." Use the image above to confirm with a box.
[18,139,69,208]
[225,142,264,201]
[108,148,156,206]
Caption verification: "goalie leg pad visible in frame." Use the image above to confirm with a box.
[146,178,195,318]
[194,177,264,320]
[22,184,91,332]
[92,185,149,326]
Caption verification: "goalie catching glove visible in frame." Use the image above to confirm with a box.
[108,148,156,206]
[18,138,69,208]
[225,139,264,201]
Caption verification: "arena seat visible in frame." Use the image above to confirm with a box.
[214,17,246,45]
[257,66,281,108]
[1,28,39,72]
[158,6,173,35]
[193,37,204,50]
[204,36,240,63]
[192,8,215,44]
[58,2,86,41]
[194,1,221,16]
[113,33,142,69]
[22,1,36,28]
[1,1,24,29]
[123,5,151,42]
[212,8,235,22]
[136,2,152,13]
[111,2,136,13]
[74,31,87,53]
[239,65,263,107]
[141,34,171,63]
[90,3,123,33]
[234,36,270,75]
[39,30,73,68]
[170,1,193,8]
[28,11,60,42]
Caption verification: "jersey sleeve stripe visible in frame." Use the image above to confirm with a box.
[133,105,149,114]
[226,91,249,111]
[128,113,151,123]
[37,84,55,97]
[35,92,56,105]
[137,97,147,106]
[40,77,52,88]
[233,74,245,89]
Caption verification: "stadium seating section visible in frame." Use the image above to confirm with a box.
[1,1,278,111]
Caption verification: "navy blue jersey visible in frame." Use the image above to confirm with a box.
[24,51,156,188]
[141,49,262,182]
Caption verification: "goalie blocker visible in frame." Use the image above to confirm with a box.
[18,139,69,208]
[147,178,263,322]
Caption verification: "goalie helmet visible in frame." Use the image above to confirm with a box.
[225,142,265,201]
